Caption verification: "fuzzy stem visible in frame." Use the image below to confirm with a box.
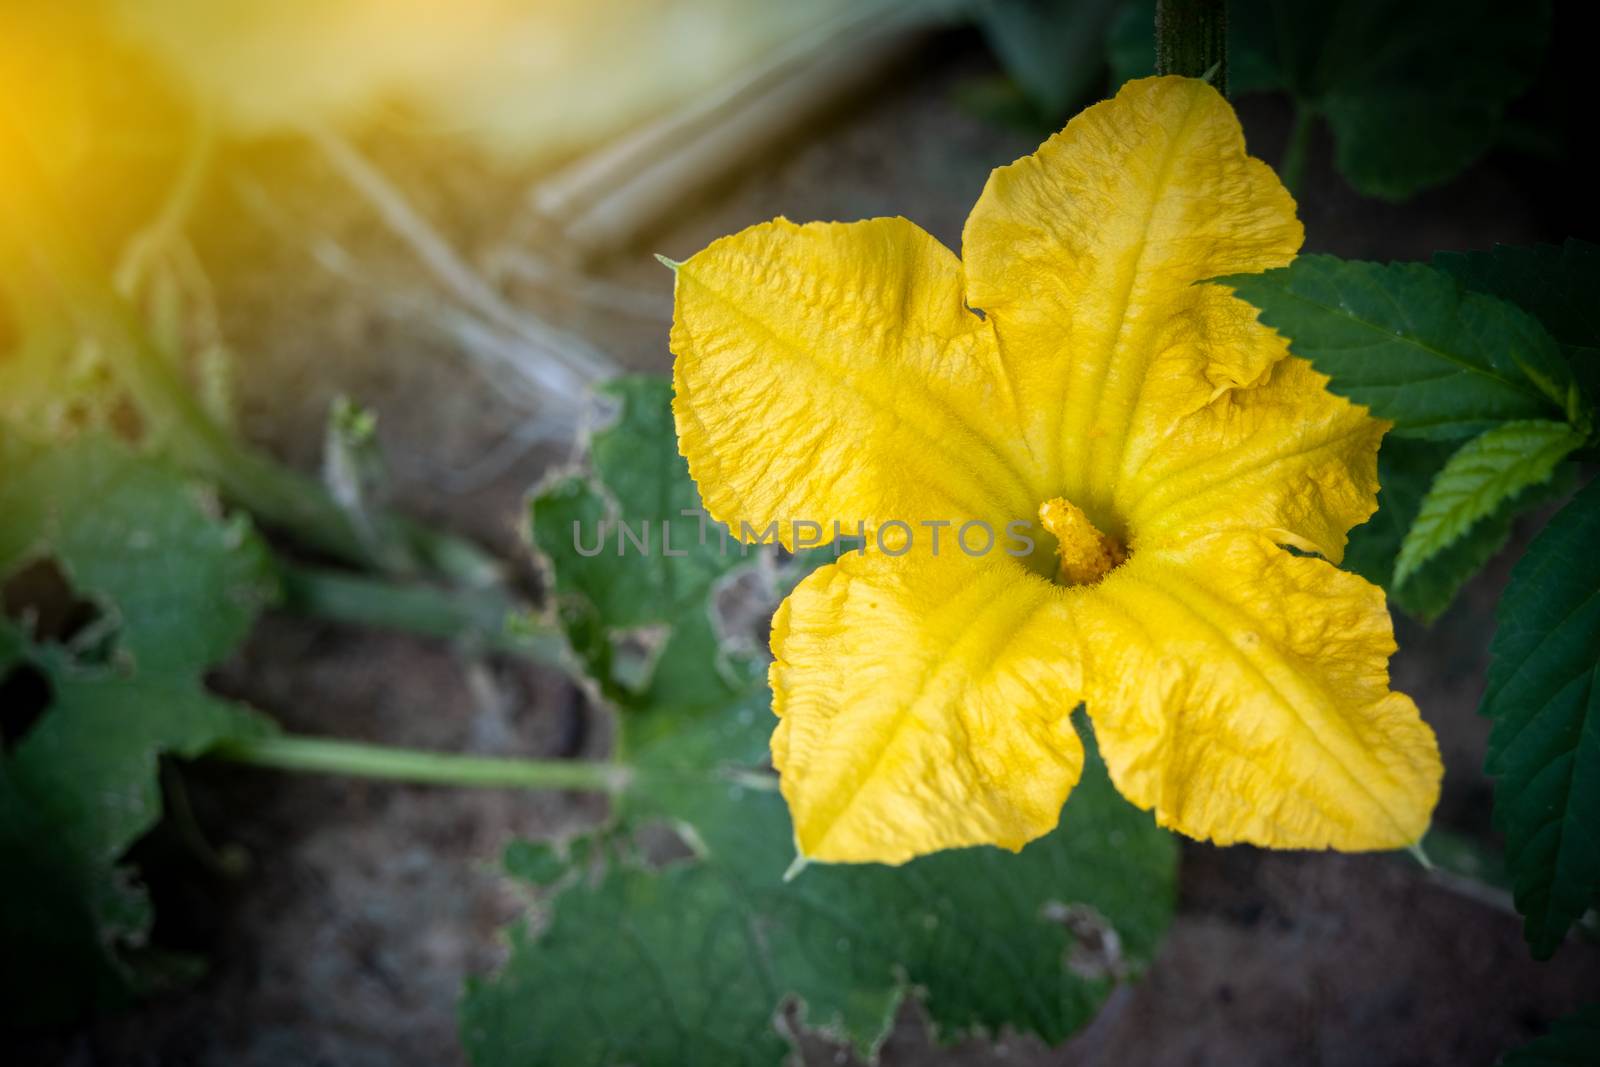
[209,734,632,793]
[1155,0,1228,95]
[278,563,565,663]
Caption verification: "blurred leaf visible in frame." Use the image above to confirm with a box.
[1499,1004,1600,1065]
[1394,420,1584,587]
[1105,0,1549,198]
[1230,0,1549,199]
[0,434,278,1026]
[1104,1,1153,89]
[1436,240,1600,400]
[971,0,1123,117]
[1482,476,1600,959]
[467,377,1177,1064]
[1223,256,1574,440]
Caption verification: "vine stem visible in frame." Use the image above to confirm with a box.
[209,734,634,794]
[1155,0,1228,95]
[278,563,567,664]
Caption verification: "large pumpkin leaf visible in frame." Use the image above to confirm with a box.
[0,434,278,1026]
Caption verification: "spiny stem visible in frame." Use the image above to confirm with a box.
[209,734,633,793]
[1155,0,1228,95]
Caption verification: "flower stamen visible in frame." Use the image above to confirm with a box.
[1039,498,1125,586]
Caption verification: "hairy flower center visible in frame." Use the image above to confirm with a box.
[1038,498,1125,586]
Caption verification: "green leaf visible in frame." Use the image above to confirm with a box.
[469,376,1178,1063]
[1246,0,1548,200]
[529,377,759,700]
[1223,256,1574,440]
[0,434,278,1025]
[463,708,1176,1067]
[1345,437,1576,621]
[1482,476,1600,958]
[1106,0,1548,199]
[971,0,1123,118]
[1498,1003,1600,1065]
[1435,239,1600,402]
[1395,420,1584,587]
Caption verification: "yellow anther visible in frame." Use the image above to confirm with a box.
[1038,498,1125,586]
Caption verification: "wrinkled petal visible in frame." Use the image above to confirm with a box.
[670,217,1041,549]
[962,76,1303,532]
[1118,355,1384,562]
[1076,531,1442,850]
[771,551,1084,864]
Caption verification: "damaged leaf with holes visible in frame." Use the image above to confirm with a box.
[464,376,1178,1065]
[528,375,763,704]
[0,433,278,1026]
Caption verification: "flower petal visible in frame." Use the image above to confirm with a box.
[1077,531,1442,850]
[771,551,1084,864]
[1118,355,1385,563]
[962,76,1302,528]
[671,217,1040,549]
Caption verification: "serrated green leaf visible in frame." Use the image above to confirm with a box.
[530,377,758,701]
[463,709,1176,1067]
[1223,256,1574,439]
[1482,476,1600,958]
[1345,437,1575,621]
[1498,1003,1600,1066]
[1395,420,1584,587]
[0,434,278,1026]
[1435,239,1600,402]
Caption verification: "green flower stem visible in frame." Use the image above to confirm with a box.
[0,116,501,585]
[209,734,634,794]
[278,562,566,663]
[1155,0,1227,95]
[1280,104,1315,196]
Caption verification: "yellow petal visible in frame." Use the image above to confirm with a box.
[771,551,1084,864]
[670,217,1041,549]
[962,76,1303,532]
[1076,531,1442,850]
[1118,355,1385,563]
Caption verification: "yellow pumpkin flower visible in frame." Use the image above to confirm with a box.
[667,76,1443,865]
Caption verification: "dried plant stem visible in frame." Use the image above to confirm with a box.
[304,125,613,402]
